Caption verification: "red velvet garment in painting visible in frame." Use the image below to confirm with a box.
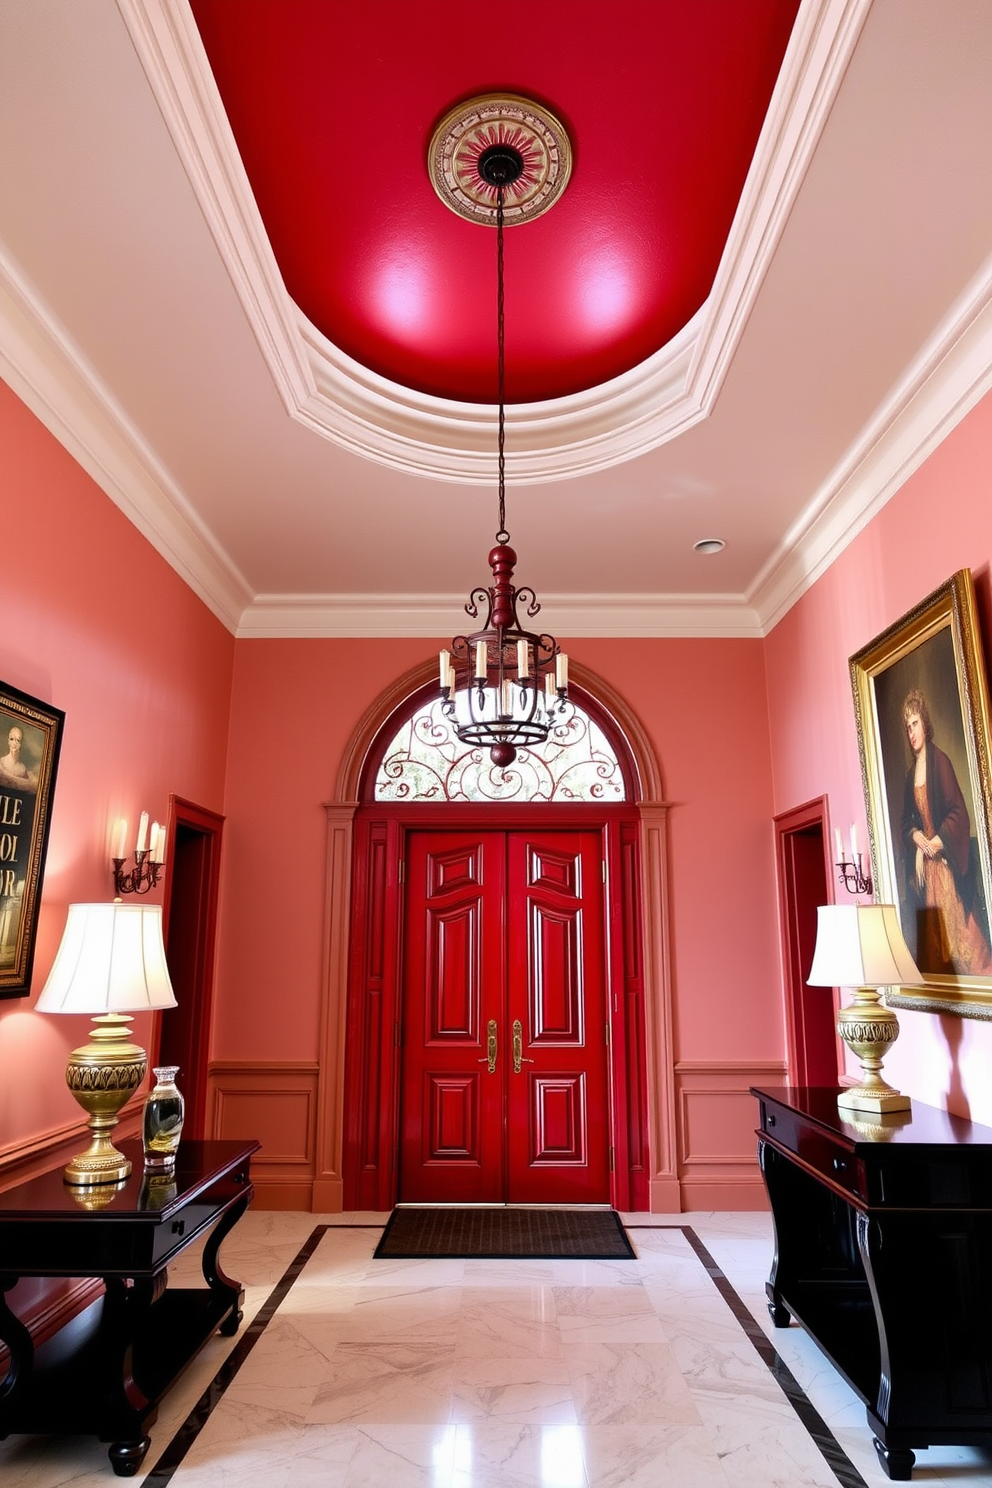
[904,744,992,977]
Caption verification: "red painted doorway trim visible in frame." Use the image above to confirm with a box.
[320,657,669,1215]
[158,796,224,1140]
[774,797,841,1086]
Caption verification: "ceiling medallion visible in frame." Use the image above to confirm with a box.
[428,93,572,225]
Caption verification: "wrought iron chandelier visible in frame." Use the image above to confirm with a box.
[433,101,571,768]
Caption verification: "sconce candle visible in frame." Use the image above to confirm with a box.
[113,809,167,895]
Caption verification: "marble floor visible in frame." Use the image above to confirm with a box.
[2,1209,990,1488]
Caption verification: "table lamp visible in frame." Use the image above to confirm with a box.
[807,902,924,1114]
[35,901,177,1185]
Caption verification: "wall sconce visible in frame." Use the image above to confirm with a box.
[834,824,872,897]
[112,812,166,896]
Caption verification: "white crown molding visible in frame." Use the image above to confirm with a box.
[0,242,252,630]
[118,0,870,484]
[751,253,992,634]
[236,592,764,641]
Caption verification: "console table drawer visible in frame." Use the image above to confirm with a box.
[758,1097,862,1198]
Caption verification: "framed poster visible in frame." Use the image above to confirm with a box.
[850,570,992,1019]
[0,682,64,998]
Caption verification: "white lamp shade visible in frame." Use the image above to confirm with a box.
[807,903,924,990]
[36,902,177,1014]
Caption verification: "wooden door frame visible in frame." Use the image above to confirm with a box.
[774,797,841,1086]
[312,658,677,1214]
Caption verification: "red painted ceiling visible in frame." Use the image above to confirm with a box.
[190,0,800,405]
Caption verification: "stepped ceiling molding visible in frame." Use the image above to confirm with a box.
[123,0,855,482]
[0,0,990,638]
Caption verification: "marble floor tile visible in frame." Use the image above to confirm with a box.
[329,1284,464,1344]
[305,1340,456,1426]
[450,1356,577,1426]
[565,1340,702,1427]
[579,1422,728,1488]
[455,1286,563,1360]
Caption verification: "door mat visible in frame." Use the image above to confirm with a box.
[373,1206,636,1260]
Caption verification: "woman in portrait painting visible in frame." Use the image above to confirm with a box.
[901,688,992,976]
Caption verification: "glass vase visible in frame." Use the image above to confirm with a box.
[142,1066,185,1172]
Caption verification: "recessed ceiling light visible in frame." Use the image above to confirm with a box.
[693,538,726,555]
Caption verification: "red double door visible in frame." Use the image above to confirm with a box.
[399,828,611,1203]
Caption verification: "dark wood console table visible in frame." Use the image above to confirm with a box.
[0,1138,259,1476]
[753,1086,992,1480]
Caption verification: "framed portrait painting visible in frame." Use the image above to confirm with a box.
[0,681,64,998]
[850,570,992,1019]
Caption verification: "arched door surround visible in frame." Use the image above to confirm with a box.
[312,658,677,1213]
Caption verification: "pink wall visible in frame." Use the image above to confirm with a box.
[215,635,784,1069]
[765,387,992,1121]
[0,378,235,1157]
[215,638,430,1059]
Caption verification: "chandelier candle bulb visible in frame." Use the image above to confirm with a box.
[556,653,568,690]
[475,640,487,680]
[835,827,844,860]
[850,824,858,861]
[546,672,556,703]
[114,819,128,861]
[439,650,451,690]
[517,639,530,677]
[135,811,149,854]
[149,823,160,861]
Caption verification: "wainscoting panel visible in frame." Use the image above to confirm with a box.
[208,1062,319,1209]
[674,1061,787,1210]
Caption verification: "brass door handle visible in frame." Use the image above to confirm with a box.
[512,1019,534,1074]
[478,1018,497,1074]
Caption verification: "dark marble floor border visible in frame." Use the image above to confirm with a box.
[144,1221,869,1488]
[143,1224,332,1484]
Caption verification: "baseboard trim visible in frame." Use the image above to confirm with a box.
[679,1175,770,1211]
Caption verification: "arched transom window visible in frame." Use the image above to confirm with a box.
[374,695,627,803]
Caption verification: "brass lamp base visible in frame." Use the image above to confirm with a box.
[63,1014,147,1186]
[836,985,911,1115]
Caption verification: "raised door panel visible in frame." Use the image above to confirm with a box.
[529,1074,588,1164]
[428,902,481,1041]
[529,901,583,1042]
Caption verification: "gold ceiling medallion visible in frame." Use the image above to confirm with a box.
[428,93,572,225]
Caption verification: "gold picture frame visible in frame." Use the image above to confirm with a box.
[0,681,64,999]
[850,570,992,1019]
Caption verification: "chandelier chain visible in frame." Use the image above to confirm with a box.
[496,188,509,546]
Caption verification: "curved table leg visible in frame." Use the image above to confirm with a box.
[202,1192,248,1334]
[0,1274,33,1421]
[0,1273,33,1434]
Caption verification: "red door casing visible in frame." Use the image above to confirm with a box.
[399,828,610,1203]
